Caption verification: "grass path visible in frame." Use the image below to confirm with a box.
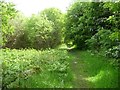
[69,50,93,88]
[68,49,118,88]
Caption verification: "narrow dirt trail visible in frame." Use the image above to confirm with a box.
[69,50,93,88]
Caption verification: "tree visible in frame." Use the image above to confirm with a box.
[0,1,17,46]
[24,8,64,49]
[25,15,56,49]
[4,12,29,49]
[40,8,64,45]
[64,0,115,50]
[86,1,120,58]
[64,1,92,49]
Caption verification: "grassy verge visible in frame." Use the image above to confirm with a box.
[73,50,119,88]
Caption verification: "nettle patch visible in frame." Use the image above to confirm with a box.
[0,49,72,88]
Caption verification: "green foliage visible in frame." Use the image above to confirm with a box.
[4,13,29,49]
[0,49,72,88]
[3,8,64,49]
[86,29,112,50]
[64,1,119,55]
[86,29,120,58]
[64,2,91,49]
[0,1,17,45]
[64,1,112,49]
[24,8,64,49]
[64,1,120,58]
[25,15,55,49]
[39,8,64,47]
[1,0,119,89]
[40,8,64,31]
[106,45,120,59]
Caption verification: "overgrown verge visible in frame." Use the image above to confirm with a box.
[0,49,73,89]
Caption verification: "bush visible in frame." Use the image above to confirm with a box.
[86,29,112,51]
[25,15,60,49]
[3,13,30,49]
[86,29,120,59]
[106,45,120,59]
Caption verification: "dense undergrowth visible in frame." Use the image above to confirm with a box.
[0,49,73,88]
[0,48,119,88]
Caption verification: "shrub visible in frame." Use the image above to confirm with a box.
[3,13,30,49]
[86,29,120,59]
[86,29,112,51]
[25,15,58,49]
[0,49,71,88]
[106,45,120,59]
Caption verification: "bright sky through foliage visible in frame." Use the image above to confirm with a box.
[6,0,72,16]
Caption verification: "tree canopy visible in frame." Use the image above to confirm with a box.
[0,1,17,46]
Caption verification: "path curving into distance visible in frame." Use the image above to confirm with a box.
[68,50,93,88]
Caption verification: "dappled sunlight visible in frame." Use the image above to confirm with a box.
[85,70,106,83]
[84,69,118,88]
